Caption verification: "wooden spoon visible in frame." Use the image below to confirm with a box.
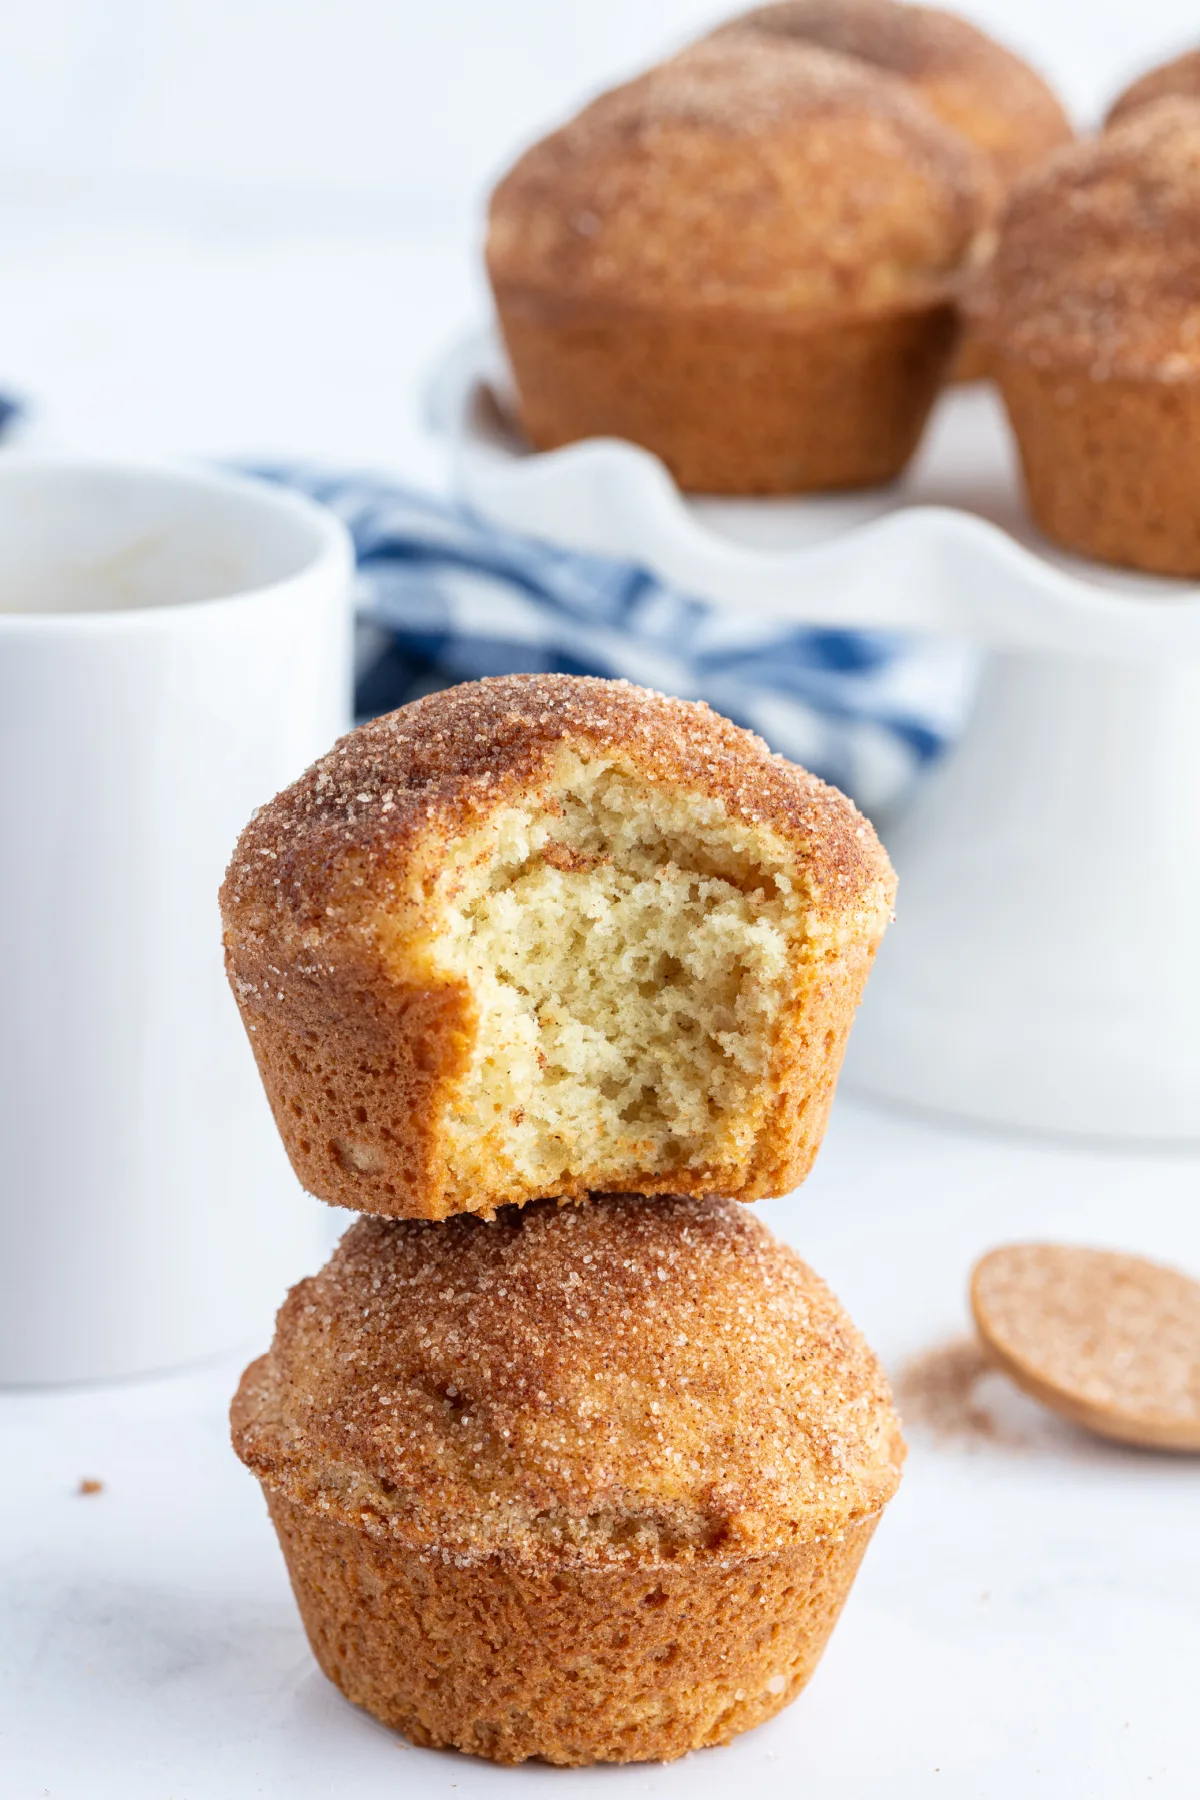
[970,1242,1200,1452]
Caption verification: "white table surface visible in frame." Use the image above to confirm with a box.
[4,1092,1199,1800]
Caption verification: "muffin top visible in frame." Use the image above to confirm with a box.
[487,36,986,319]
[711,0,1072,190]
[970,101,1200,381]
[221,673,894,950]
[232,1194,905,1568]
[1107,49,1200,129]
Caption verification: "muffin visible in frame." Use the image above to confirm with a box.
[231,1192,905,1765]
[710,1,1074,379]
[711,0,1072,192]
[221,675,895,1223]
[1107,49,1200,128]
[486,36,988,493]
[970,100,1200,577]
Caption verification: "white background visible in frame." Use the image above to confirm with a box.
[2,0,1197,221]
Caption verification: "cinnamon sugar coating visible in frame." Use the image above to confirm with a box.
[970,101,1200,573]
[486,36,986,492]
[233,1194,903,1762]
[1107,50,1200,129]
[223,675,885,920]
[488,36,985,319]
[221,676,895,1222]
[711,0,1073,193]
[708,2,1072,387]
[232,1194,905,1566]
[972,101,1200,382]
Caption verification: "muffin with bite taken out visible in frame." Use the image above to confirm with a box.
[220,675,895,1225]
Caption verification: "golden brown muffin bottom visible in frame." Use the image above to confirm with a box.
[949,326,994,383]
[496,288,960,494]
[266,1488,882,1765]
[996,352,1200,577]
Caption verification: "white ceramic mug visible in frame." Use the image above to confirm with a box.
[0,455,354,1383]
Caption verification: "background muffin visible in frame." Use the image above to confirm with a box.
[487,36,987,492]
[232,1192,905,1765]
[221,675,895,1223]
[1107,48,1200,128]
[971,100,1200,577]
[710,0,1073,380]
[710,0,1072,193]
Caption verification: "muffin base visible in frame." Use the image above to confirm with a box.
[997,354,1200,577]
[495,288,959,495]
[949,327,993,383]
[264,1489,881,1765]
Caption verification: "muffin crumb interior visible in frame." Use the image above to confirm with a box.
[381,750,806,1196]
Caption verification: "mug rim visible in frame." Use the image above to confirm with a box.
[0,451,353,631]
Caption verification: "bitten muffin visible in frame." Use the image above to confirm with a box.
[221,676,895,1223]
[970,100,1200,577]
[486,37,987,493]
[1107,49,1200,129]
[232,1192,905,1765]
[710,1,1074,379]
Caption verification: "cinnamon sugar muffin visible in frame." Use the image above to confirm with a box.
[712,0,1072,192]
[711,1,1074,379]
[232,1192,905,1765]
[1107,50,1200,129]
[486,36,987,493]
[971,100,1200,576]
[221,675,894,1223]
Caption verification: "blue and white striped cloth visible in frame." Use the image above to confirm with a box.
[263,467,976,815]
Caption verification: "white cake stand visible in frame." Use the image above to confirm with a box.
[433,334,1200,1144]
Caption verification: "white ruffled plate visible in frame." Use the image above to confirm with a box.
[433,330,1200,662]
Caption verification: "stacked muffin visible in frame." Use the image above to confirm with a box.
[222,674,904,1765]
